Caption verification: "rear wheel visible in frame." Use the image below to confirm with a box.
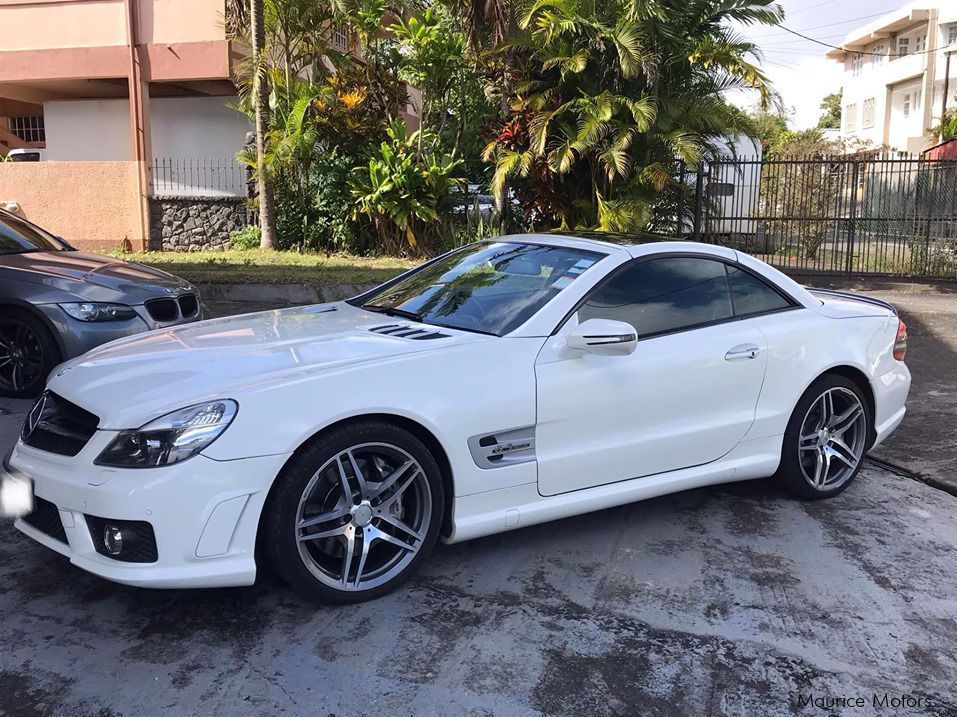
[777,374,870,500]
[0,308,61,398]
[263,420,444,604]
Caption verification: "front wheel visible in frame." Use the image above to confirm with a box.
[0,308,61,398]
[776,375,871,500]
[263,420,445,604]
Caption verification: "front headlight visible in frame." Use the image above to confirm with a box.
[95,400,238,468]
[60,302,137,322]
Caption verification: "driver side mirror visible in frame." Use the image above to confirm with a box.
[566,318,637,356]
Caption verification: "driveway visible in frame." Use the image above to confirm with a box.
[1,290,955,716]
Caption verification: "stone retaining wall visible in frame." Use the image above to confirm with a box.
[149,196,249,251]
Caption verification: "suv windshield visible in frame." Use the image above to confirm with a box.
[356,241,604,336]
[0,212,68,256]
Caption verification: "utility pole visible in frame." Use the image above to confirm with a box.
[941,50,954,143]
[251,0,278,249]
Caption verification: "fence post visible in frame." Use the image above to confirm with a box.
[846,161,859,275]
[923,156,937,276]
[692,165,706,240]
[676,160,686,238]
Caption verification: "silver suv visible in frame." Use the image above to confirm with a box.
[0,208,205,397]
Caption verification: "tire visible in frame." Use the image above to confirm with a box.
[776,374,871,500]
[0,307,62,399]
[263,420,445,604]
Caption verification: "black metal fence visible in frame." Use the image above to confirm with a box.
[151,157,251,198]
[675,153,957,279]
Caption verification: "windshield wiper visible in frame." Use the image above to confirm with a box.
[361,304,424,322]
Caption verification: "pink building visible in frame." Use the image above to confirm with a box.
[0,0,420,251]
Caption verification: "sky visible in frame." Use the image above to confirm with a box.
[730,0,921,129]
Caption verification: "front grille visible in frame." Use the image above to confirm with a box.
[178,294,199,318]
[21,391,99,457]
[22,496,68,544]
[144,298,179,322]
[86,515,158,563]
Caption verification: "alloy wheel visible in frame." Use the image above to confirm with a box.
[0,319,45,393]
[798,387,867,491]
[295,442,432,592]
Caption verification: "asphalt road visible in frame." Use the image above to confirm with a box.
[1,294,955,716]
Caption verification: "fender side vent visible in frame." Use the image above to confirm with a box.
[468,427,536,469]
[368,324,450,340]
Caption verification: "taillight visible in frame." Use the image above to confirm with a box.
[893,319,907,361]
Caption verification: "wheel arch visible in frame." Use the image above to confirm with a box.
[255,413,456,558]
[814,364,877,448]
[0,300,67,358]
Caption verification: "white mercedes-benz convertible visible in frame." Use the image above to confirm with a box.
[3,235,910,602]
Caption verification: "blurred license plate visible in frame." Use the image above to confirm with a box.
[0,472,33,518]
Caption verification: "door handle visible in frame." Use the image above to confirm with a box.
[725,345,761,361]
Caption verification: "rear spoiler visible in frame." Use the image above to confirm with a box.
[807,288,898,316]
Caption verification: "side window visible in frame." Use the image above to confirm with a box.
[727,265,791,316]
[578,257,733,336]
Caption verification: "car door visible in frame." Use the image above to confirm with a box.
[534,255,774,497]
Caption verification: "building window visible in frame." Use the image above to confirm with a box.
[914,34,926,53]
[948,24,957,47]
[9,116,45,144]
[914,88,921,111]
[862,98,876,129]
[897,37,909,56]
[903,93,911,118]
[851,54,864,76]
[707,182,735,197]
[845,103,858,132]
[872,44,887,65]
[331,24,350,52]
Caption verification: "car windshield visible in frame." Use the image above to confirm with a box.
[0,213,69,256]
[355,241,604,336]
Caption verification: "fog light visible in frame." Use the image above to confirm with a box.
[103,525,124,555]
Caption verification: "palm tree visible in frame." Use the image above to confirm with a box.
[250,0,279,249]
[482,0,782,231]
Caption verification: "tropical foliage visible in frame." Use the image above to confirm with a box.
[816,91,842,130]
[481,0,780,231]
[232,0,785,255]
[932,107,957,143]
[350,121,466,254]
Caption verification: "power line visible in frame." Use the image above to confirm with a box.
[784,0,842,17]
[778,25,948,57]
[749,9,907,40]
[758,34,847,47]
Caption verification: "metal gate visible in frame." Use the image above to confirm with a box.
[687,153,957,279]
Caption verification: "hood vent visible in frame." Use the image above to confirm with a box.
[368,324,450,340]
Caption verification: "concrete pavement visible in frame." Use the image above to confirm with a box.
[0,288,955,716]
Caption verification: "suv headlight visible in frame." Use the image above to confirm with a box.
[60,302,137,322]
[95,400,238,468]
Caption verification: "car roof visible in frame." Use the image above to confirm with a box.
[502,232,736,260]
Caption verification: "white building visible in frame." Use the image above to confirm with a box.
[826,3,957,153]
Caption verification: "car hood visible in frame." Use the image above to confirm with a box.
[47,302,487,428]
[0,250,194,302]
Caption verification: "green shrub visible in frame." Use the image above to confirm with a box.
[229,225,261,250]
[350,121,466,256]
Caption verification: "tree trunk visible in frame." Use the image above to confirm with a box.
[251,0,278,249]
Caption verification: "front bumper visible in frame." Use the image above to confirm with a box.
[4,442,289,589]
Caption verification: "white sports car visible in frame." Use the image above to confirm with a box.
[3,235,910,603]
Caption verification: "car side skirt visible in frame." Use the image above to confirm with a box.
[444,435,782,544]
